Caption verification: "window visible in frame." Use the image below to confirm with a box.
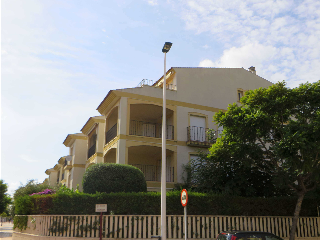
[235,233,283,240]
[190,154,200,164]
[218,234,228,240]
[190,154,205,171]
[188,113,208,142]
[189,154,201,184]
[237,90,244,101]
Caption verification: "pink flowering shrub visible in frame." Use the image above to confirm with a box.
[29,189,55,196]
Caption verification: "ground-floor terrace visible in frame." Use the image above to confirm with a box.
[102,143,177,191]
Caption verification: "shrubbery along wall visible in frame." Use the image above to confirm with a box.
[15,191,318,216]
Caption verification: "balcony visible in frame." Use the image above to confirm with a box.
[187,126,220,148]
[136,79,177,90]
[132,164,174,182]
[129,120,174,140]
[64,159,72,170]
[136,79,155,87]
[87,143,96,159]
[106,123,117,144]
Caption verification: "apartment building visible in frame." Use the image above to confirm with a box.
[45,67,273,191]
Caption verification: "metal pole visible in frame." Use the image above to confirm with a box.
[161,52,167,240]
[184,206,187,240]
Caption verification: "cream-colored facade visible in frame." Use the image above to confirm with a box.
[45,134,87,190]
[45,67,273,191]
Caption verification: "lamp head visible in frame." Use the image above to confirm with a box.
[162,42,172,53]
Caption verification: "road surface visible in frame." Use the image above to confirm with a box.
[0,222,13,239]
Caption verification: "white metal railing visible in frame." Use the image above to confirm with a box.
[136,79,176,91]
[15,215,320,239]
[165,83,176,90]
[129,120,174,140]
[137,79,155,88]
[186,127,223,147]
[132,164,174,182]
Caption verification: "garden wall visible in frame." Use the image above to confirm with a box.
[13,215,320,240]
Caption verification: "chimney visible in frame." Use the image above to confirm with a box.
[248,66,256,75]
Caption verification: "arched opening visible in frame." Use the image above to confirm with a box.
[129,104,174,139]
[105,107,118,144]
[104,148,116,164]
[86,162,95,170]
[128,145,174,182]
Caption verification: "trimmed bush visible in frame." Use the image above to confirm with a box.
[82,163,147,194]
[15,195,34,215]
[14,190,319,216]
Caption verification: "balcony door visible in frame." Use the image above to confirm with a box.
[190,116,206,141]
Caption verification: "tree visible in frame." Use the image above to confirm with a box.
[82,163,147,194]
[207,81,320,240]
[187,152,291,197]
[13,179,55,200]
[0,180,11,214]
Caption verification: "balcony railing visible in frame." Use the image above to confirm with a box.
[137,79,154,87]
[64,159,72,170]
[132,164,174,182]
[129,120,174,140]
[166,84,177,90]
[136,79,176,90]
[106,123,117,144]
[87,143,96,159]
[187,127,221,147]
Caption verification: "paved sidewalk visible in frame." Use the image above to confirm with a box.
[0,222,13,239]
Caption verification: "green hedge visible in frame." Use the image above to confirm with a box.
[82,163,147,194]
[15,191,319,216]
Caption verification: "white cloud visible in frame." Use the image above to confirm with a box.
[102,29,106,32]
[199,43,277,78]
[175,0,320,85]
[199,59,214,67]
[203,44,209,49]
[146,0,158,6]
[20,155,39,163]
[7,182,21,196]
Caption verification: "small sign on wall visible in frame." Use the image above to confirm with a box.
[95,204,107,212]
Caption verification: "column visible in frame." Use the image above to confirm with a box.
[118,97,128,135]
[96,121,106,163]
[116,139,127,164]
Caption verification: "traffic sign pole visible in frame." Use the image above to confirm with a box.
[184,205,187,240]
[181,189,188,240]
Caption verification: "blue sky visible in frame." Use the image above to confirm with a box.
[2,0,320,195]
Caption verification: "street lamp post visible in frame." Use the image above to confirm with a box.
[161,42,172,240]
